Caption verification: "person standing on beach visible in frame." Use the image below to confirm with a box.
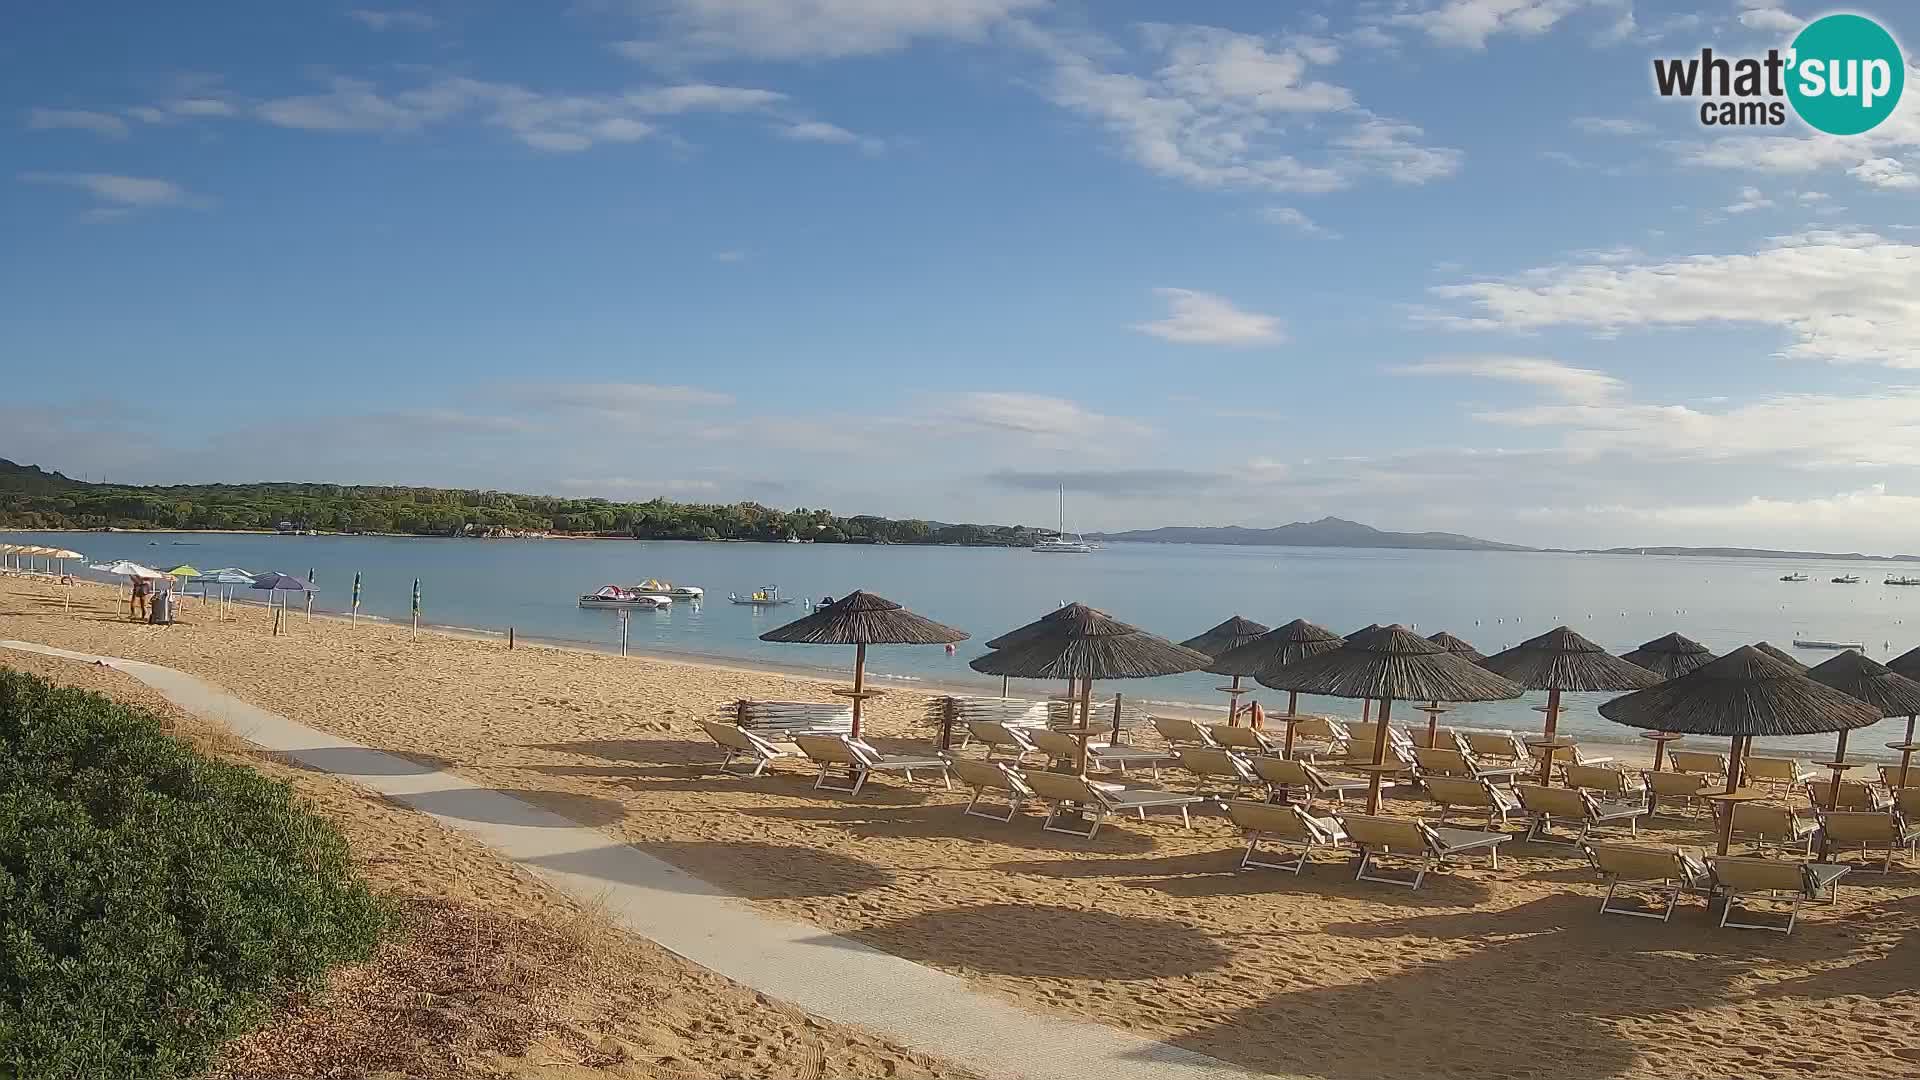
[130,575,151,620]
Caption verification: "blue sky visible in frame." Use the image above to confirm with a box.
[7,1,1920,551]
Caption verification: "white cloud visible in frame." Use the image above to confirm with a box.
[625,84,787,113]
[1572,115,1649,136]
[1722,185,1773,213]
[516,382,735,410]
[1427,230,1920,367]
[1388,0,1613,50]
[1737,6,1804,34]
[775,120,885,154]
[26,107,128,138]
[1393,355,1626,403]
[643,0,1043,60]
[1022,22,1459,194]
[1259,206,1337,237]
[126,106,170,124]
[18,171,199,208]
[1132,288,1284,345]
[927,392,1152,443]
[167,98,237,117]
[1850,157,1920,190]
[347,9,437,31]
[1676,63,1920,190]
[712,249,747,262]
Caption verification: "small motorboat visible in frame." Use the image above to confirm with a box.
[729,585,796,606]
[1887,576,1920,586]
[579,585,672,609]
[1779,572,1809,582]
[1832,575,1863,584]
[634,578,704,600]
[1792,638,1864,651]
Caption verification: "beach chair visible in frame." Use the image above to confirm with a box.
[1586,843,1710,922]
[967,721,1041,763]
[1248,756,1383,808]
[1408,725,1467,752]
[1746,756,1819,801]
[1338,813,1509,890]
[948,759,1036,823]
[1900,787,1920,819]
[1462,731,1532,773]
[1027,728,1172,777]
[1225,799,1347,874]
[1421,775,1521,828]
[1668,749,1730,782]
[1338,724,1418,773]
[1152,716,1218,750]
[1816,810,1918,872]
[1728,802,1820,856]
[1019,769,1206,839]
[1541,743,1614,770]
[1880,765,1920,789]
[1412,745,1525,785]
[1646,769,1712,817]
[1209,723,1283,756]
[1808,778,1894,812]
[1289,715,1352,759]
[700,720,798,778]
[1177,747,1263,796]
[731,700,855,739]
[1708,857,1850,934]
[792,734,950,797]
[1563,763,1648,803]
[1514,784,1645,845]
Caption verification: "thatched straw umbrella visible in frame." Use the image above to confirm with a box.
[761,591,968,739]
[1179,615,1270,726]
[1806,650,1920,805]
[1217,618,1344,737]
[1755,641,1807,671]
[970,604,1210,773]
[1481,626,1660,784]
[1886,645,1920,785]
[1620,632,1720,770]
[1345,624,1382,722]
[1599,645,1881,854]
[1417,631,1485,746]
[1258,625,1523,812]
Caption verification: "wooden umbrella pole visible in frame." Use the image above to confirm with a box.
[1225,675,1242,726]
[1110,692,1123,745]
[1716,735,1747,856]
[1362,697,1372,723]
[1076,676,1094,776]
[850,642,867,740]
[1366,696,1394,814]
[1651,736,1670,772]
[1828,729,1850,812]
[1536,688,1562,785]
[1424,701,1441,748]
[1901,715,1917,789]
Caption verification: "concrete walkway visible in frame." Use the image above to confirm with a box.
[2,641,1273,1080]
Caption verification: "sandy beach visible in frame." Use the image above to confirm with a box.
[4,574,1917,1080]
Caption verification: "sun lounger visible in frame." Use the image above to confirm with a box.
[792,734,950,797]
[923,696,1050,748]
[1408,725,1467,752]
[1586,843,1710,922]
[1645,769,1711,816]
[1421,775,1521,828]
[1225,799,1347,873]
[1027,728,1172,776]
[1808,778,1893,812]
[1209,723,1283,755]
[1514,784,1646,845]
[1746,756,1818,800]
[967,720,1042,762]
[1817,810,1919,872]
[1019,769,1206,839]
[1413,746,1525,785]
[1880,765,1920,790]
[949,758,1037,823]
[1461,731,1532,772]
[1668,749,1730,781]
[1248,756,1383,808]
[1541,743,1614,770]
[700,720,798,777]
[1338,813,1509,889]
[1563,763,1648,802]
[1177,747,1263,796]
[1288,715,1351,758]
[1708,856,1850,934]
[1729,802,1820,855]
[1152,715,1219,749]
[728,699,856,739]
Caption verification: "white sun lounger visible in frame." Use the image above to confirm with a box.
[1027,728,1173,777]
[1515,784,1646,845]
[1225,799,1347,874]
[1339,813,1508,890]
[1209,723,1283,755]
[1019,769,1206,839]
[1177,746,1263,796]
[700,720,797,777]
[1708,856,1850,934]
[792,734,951,797]
[1586,843,1710,922]
[1152,715,1219,749]
[1729,802,1820,856]
[1420,775,1520,828]
[949,758,1037,823]
[1248,756,1384,808]
[967,720,1042,763]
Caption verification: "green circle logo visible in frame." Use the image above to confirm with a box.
[1786,14,1905,135]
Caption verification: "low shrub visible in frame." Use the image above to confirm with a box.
[0,669,387,1079]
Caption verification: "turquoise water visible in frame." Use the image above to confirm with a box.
[13,530,1920,758]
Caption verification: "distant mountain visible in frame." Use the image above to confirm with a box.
[1577,545,1920,563]
[1086,516,1534,552]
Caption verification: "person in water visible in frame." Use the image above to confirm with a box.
[130,576,151,620]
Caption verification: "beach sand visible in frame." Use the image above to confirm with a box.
[5,575,1918,1080]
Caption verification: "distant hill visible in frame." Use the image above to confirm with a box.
[1577,545,1920,563]
[1086,516,1534,552]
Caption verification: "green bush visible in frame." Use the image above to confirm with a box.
[0,670,387,1079]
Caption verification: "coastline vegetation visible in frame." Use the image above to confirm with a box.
[0,459,1047,547]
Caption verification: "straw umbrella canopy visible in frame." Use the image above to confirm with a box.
[1480,626,1660,784]
[1599,645,1882,854]
[1620,632,1717,679]
[1179,615,1271,726]
[1887,645,1920,785]
[1259,625,1523,812]
[970,603,1211,772]
[1427,631,1485,663]
[1223,618,1347,732]
[1755,641,1807,671]
[1888,644,1920,681]
[1806,649,1920,797]
[760,591,968,738]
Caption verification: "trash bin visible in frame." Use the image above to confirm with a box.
[149,589,174,625]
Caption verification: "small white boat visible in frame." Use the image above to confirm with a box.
[729,585,796,606]
[634,578,705,600]
[1886,576,1920,586]
[669,584,704,599]
[1832,575,1863,584]
[1792,638,1864,651]
[579,585,672,609]
[1032,486,1093,553]
[1779,573,1809,582]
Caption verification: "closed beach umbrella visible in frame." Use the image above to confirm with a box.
[971,603,1210,773]
[1755,641,1807,671]
[1806,650,1920,798]
[1260,625,1523,812]
[352,572,362,621]
[1480,626,1660,784]
[1222,618,1345,727]
[761,590,968,739]
[1179,615,1270,725]
[1599,645,1881,854]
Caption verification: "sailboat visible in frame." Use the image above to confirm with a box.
[1032,485,1093,553]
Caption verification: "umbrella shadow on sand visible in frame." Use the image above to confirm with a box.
[853,903,1229,981]
[992,850,1497,908]
[743,802,1162,855]
[1168,894,1756,1080]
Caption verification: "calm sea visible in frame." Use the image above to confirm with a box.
[13,530,1919,758]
